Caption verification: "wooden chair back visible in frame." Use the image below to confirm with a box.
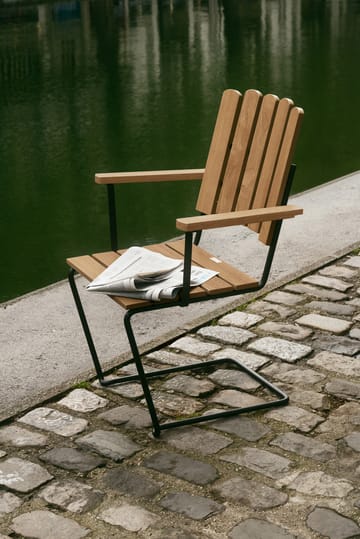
[196,89,304,245]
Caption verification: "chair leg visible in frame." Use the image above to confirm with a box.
[68,269,107,383]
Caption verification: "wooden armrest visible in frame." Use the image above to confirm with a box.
[176,205,303,232]
[95,169,205,184]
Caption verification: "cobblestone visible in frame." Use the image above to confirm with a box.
[228,518,297,539]
[213,476,288,509]
[221,447,292,478]
[270,431,336,461]
[248,336,312,362]
[296,313,352,333]
[0,252,359,538]
[197,325,255,345]
[143,450,218,485]
[306,506,360,539]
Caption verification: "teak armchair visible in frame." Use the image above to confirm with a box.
[67,89,304,437]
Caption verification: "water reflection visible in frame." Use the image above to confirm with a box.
[0,0,360,301]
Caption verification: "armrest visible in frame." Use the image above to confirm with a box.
[176,205,303,232]
[95,169,204,184]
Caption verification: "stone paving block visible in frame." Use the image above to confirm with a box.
[302,274,352,292]
[306,506,360,539]
[229,518,297,539]
[306,300,356,317]
[265,405,324,433]
[104,381,144,399]
[152,391,205,417]
[163,374,215,397]
[18,407,88,437]
[0,425,48,447]
[285,283,348,301]
[0,457,52,493]
[143,450,218,485]
[221,447,292,478]
[0,491,23,514]
[40,447,106,472]
[169,336,221,356]
[76,430,141,462]
[247,300,296,318]
[160,491,224,520]
[213,476,288,509]
[210,389,265,408]
[212,348,270,370]
[99,503,160,531]
[92,376,144,398]
[261,363,326,385]
[218,311,263,328]
[147,349,197,366]
[197,325,255,346]
[162,426,232,455]
[248,337,312,362]
[325,378,360,400]
[0,450,5,457]
[270,431,336,461]
[296,313,352,334]
[319,265,358,279]
[209,369,260,391]
[344,255,360,268]
[289,389,330,410]
[210,415,270,441]
[39,480,104,513]
[11,510,90,539]
[343,432,360,452]
[257,321,313,340]
[347,297,360,307]
[58,388,108,412]
[308,351,360,377]
[98,404,152,428]
[265,290,304,305]
[314,334,360,356]
[102,467,162,498]
[350,327,360,340]
[286,471,354,497]
[316,402,360,436]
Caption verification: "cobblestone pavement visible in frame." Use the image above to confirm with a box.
[1,253,360,538]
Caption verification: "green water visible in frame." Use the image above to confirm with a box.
[1,0,360,303]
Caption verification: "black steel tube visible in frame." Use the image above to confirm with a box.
[107,184,118,251]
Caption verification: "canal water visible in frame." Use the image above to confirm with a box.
[1,0,360,302]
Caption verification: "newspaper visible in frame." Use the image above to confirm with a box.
[87,246,218,301]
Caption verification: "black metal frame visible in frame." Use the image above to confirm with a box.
[68,165,296,437]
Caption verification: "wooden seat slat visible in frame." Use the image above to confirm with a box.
[166,240,258,291]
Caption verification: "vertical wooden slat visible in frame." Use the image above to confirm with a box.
[259,106,304,244]
[216,89,262,213]
[249,97,293,233]
[236,93,279,211]
[196,89,242,215]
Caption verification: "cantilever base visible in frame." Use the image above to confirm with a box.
[96,356,288,438]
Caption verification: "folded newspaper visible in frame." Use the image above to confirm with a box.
[87,246,218,301]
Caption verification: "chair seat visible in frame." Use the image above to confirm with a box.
[67,240,259,310]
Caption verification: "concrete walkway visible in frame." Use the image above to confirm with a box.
[0,250,359,538]
[1,170,360,421]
